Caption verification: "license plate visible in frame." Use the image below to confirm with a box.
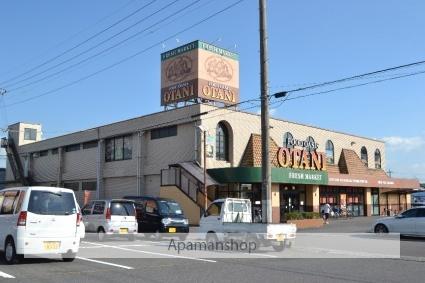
[276,234,285,242]
[119,228,128,234]
[43,241,60,251]
[168,227,176,233]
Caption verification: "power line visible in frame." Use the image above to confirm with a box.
[280,69,425,104]
[271,59,425,98]
[0,0,159,86]
[6,0,198,94]
[4,0,246,108]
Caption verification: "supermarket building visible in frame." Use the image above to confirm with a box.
[3,103,420,224]
[2,41,420,224]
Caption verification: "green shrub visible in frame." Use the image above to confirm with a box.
[285,211,321,220]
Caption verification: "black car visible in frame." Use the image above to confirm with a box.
[123,196,189,237]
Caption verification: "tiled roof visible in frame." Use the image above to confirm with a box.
[240,134,391,180]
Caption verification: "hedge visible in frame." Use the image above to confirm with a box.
[285,212,321,220]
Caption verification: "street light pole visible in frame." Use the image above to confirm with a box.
[259,0,272,223]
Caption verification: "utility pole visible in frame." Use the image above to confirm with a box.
[259,0,272,223]
[203,129,208,211]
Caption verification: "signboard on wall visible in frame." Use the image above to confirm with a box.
[206,134,215,158]
[160,40,239,106]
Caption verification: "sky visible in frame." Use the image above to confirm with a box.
[0,0,424,182]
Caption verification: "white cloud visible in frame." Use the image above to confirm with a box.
[382,136,425,152]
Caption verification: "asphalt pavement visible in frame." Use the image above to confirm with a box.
[0,217,424,283]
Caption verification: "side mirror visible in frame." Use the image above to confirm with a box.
[395,215,403,219]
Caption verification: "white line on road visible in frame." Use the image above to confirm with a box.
[0,270,15,279]
[84,241,217,263]
[76,256,134,269]
[247,253,278,258]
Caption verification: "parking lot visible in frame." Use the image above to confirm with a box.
[1,229,424,283]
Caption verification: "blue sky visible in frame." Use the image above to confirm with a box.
[0,0,424,182]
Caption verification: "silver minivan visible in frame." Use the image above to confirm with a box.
[0,187,81,264]
[82,199,138,241]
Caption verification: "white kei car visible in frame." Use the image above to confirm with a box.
[0,187,82,264]
[374,207,425,236]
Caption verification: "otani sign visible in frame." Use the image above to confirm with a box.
[160,40,239,106]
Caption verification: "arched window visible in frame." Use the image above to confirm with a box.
[325,140,334,164]
[375,149,381,169]
[361,146,368,167]
[283,132,294,148]
[216,122,229,161]
[306,136,316,153]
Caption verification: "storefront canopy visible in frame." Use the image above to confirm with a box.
[207,167,328,185]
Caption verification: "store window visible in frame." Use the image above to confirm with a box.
[39,150,48,157]
[151,125,177,140]
[371,188,380,216]
[361,146,368,167]
[319,187,364,216]
[216,122,229,161]
[283,132,294,148]
[24,128,37,141]
[325,140,334,164]
[83,140,98,149]
[374,149,381,169]
[105,135,132,162]
[65,144,81,152]
[63,182,79,191]
[82,181,97,191]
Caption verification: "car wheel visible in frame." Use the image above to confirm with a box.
[272,242,285,252]
[374,224,389,234]
[4,237,20,265]
[97,227,106,242]
[62,251,76,262]
[206,232,218,245]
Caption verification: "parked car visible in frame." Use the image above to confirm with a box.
[82,199,138,241]
[198,198,296,251]
[123,196,189,238]
[374,207,425,236]
[77,204,85,240]
[0,186,81,264]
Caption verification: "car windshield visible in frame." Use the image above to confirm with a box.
[158,200,183,215]
[28,191,76,215]
[110,202,135,216]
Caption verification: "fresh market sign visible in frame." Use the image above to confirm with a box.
[273,168,328,185]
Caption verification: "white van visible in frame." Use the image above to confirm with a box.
[0,187,81,264]
[82,199,138,241]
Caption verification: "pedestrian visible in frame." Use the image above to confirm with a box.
[323,203,331,224]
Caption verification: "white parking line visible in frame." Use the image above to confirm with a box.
[76,256,134,269]
[0,270,15,279]
[84,241,216,263]
[246,253,278,258]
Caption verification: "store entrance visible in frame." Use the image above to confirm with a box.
[279,185,306,221]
